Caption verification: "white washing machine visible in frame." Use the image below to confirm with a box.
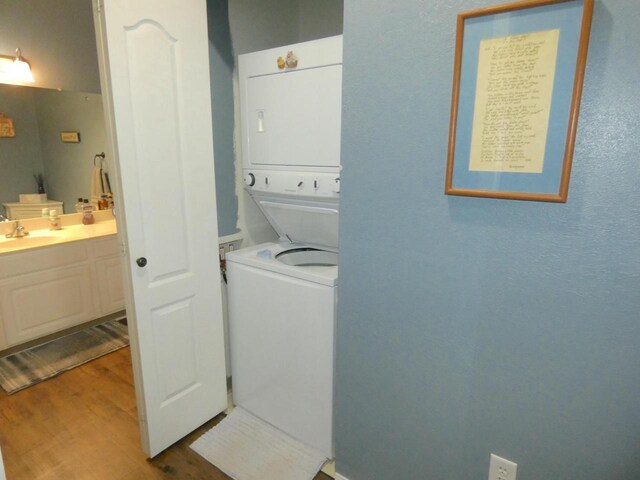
[226,236,337,457]
[227,35,343,459]
[226,181,339,458]
[226,185,339,458]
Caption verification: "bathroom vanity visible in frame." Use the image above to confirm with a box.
[0,219,124,350]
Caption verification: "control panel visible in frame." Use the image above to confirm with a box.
[243,170,340,199]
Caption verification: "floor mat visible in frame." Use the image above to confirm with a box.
[0,318,128,394]
[191,407,328,480]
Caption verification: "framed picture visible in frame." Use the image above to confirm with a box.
[60,131,81,143]
[0,114,15,138]
[445,0,594,202]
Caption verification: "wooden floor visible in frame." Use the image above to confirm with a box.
[0,347,331,480]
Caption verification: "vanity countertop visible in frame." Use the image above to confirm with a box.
[0,219,117,255]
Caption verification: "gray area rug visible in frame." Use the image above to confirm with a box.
[0,318,129,394]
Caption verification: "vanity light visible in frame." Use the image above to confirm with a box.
[0,48,34,83]
[12,49,34,82]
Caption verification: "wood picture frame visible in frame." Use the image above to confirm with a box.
[60,131,81,143]
[445,0,594,202]
[0,114,15,138]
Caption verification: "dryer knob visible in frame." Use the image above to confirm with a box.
[244,172,256,187]
[332,177,340,194]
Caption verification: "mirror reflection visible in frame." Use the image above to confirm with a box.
[0,83,108,220]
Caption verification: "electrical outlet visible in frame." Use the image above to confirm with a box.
[488,454,517,480]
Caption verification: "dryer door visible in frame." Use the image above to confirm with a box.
[245,65,342,168]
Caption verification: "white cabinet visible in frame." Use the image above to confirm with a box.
[0,235,124,350]
[1,264,96,347]
[3,200,64,220]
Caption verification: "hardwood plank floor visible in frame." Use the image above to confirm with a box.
[0,347,331,480]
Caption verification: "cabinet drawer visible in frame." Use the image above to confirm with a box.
[0,243,89,280]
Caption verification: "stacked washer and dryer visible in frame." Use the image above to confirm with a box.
[225,35,343,459]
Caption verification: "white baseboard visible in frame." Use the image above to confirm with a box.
[335,473,350,480]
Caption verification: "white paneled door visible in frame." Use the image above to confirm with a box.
[94,0,227,456]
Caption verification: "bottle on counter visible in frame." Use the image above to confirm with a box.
[49,209,61,230]
[41,207,50,218]
[75,198,85,213]
[98,194,109,210]
[82,199,95,225]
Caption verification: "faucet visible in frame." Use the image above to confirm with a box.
[5,220,29,238]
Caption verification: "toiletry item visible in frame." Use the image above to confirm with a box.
[75,197,84,213]
[99,194,109,210]
[49,209,61,230]
[82,200,95,225]
[41,207,50,218]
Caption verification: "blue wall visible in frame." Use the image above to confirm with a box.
[0,85,45,213]
[207,0,239,237]
[335,1,640,479]
[0,0,100,93]
[35,89,107,213]
[0,86,106,217]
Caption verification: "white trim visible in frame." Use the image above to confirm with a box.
[335,473,351,480]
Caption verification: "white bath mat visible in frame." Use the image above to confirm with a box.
[190,407,328,480]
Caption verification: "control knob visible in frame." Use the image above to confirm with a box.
[332,177,340,194]
[244,172,255,187]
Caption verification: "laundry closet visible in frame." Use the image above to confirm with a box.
[201,0,346,466]
[226,35,342,459]
[85,0,344,461]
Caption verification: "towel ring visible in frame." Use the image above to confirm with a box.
[94,152,106,167]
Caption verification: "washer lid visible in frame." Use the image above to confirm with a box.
[254,196,339,250]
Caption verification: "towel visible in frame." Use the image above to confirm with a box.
[90,166,106,209]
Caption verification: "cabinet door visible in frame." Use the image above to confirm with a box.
[95,256,125,315]
[0,265,96,347]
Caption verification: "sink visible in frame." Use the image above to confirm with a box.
[0,236,58,251]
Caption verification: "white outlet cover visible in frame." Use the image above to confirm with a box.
[489,453,517,480]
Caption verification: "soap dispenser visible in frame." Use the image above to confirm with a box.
[49,209,61,230]
[82,199,95,225]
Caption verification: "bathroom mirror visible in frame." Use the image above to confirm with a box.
[0,83,108,220]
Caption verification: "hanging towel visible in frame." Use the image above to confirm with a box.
[90,166,105,209]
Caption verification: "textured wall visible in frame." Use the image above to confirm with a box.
[0,85,45,214]
[0,86,106,216]
[35,89,107,213]
[297,0,343,42]
[207,0,239,236]
[228,0,301,55]
[335,1,640,480]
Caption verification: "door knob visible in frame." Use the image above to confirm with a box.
[136,257,147,267]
